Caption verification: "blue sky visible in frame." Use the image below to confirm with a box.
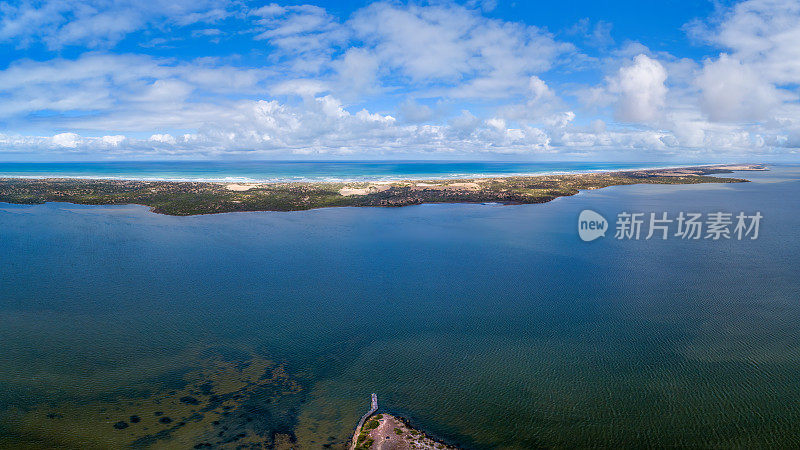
[0,0,798,161]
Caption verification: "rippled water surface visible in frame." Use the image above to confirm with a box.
[1,166,799,447]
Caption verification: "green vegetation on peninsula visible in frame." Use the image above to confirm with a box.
[0,165,764,216]
[355,413,457,450]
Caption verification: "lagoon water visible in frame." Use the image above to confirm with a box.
[1,165,799,447]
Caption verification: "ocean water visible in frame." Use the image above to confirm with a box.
[0,165,799,448]
[0,160,680,182]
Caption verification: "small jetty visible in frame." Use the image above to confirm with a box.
[350,393,378,450]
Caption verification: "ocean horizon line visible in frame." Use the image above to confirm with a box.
[0,161,729,184]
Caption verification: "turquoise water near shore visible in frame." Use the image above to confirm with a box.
[1,165,799,447]
[0,160,680,182]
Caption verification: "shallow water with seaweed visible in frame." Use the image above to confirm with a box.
[1,166,799,447]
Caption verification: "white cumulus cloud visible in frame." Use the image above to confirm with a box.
[607,54,667,123]
[696,54,783,122]
[52,132,81,148]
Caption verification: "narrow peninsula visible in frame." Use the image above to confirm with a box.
[0,164,765,216]
[355,413,457,450]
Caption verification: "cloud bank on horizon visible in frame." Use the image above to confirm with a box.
[0,0,798,160]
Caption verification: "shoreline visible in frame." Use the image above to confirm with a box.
[0,163,765,184]
[354,413,457,450]
[0,164,766,216]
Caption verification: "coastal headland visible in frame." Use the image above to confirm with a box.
[0,164,765,216]
[354,413,457,450]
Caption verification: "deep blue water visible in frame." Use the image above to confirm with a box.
[0,160,686,182]
[0,165,799,447]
